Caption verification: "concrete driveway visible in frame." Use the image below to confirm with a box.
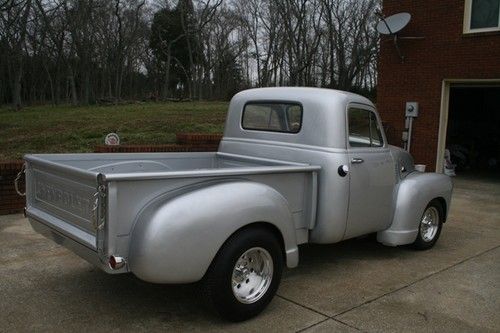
[1,177,499,332]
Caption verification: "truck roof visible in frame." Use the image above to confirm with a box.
[223,87,377,149]
[232,87,374,108]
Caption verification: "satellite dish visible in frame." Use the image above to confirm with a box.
[376,12,423,63]
[376,12,411,35]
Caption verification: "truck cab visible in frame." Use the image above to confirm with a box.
[221,87,441,246]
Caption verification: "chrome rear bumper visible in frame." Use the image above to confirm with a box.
[28,216,127,274]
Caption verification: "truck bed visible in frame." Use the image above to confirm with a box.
[25,151,316,179]
[24,152,320,272]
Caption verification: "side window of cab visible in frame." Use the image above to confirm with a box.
[348,108,384,148]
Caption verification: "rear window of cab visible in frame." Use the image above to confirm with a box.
[242,102,303,133]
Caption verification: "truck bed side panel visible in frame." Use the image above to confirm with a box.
[106,171,318,263]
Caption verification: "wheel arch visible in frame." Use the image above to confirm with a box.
[215,222,287,266]
[127,181,299,284]
[433,197,448,222]
[377,172,452,246]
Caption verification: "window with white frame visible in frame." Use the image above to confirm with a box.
[464,0,500,33]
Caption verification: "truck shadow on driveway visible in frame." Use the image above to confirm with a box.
[56,236,411,322]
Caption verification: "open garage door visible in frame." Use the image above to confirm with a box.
[445,85,500,179]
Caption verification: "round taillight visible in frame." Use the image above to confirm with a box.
[108,255,125,270]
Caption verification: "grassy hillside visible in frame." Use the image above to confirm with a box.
[0,102,228,160]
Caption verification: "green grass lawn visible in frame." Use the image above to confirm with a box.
[0,102,229,160]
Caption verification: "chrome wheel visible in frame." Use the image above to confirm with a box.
[420,206,440,242]
[231,247,273,304]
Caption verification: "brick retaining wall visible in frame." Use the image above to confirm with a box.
[0,161,25,215]
[94,144,218,153]
[176,133,223,145]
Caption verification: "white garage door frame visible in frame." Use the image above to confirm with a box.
[436,78,500,173]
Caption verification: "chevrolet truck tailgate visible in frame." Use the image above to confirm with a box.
[24,155,104,250]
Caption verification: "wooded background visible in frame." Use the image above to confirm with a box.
[0,0,380,108]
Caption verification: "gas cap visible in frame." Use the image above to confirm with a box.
[338,165,349,177]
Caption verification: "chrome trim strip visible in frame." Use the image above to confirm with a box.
[102,164,321,181]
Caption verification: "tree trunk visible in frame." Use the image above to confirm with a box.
[115,67,123,101]
[12,66,23,110]
[162,51,171,100]
[55,68,61,105]
[68,64,78,106]
[9,0,32,110]
[82,69,90,105]
[42,59,55,104]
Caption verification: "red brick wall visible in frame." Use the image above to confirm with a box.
[0,161,25,215]
[176,133,222,145]
[94,144,218,153]
[377,1,500,170]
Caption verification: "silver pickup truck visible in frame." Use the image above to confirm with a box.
[23,87,452,321]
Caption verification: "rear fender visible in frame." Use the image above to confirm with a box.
[377,172,452,246]
[128,181,297,283]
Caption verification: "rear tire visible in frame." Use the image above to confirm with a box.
[202,227,284,321]
[412,200,444,250]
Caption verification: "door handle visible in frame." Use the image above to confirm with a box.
[351,158,364,164]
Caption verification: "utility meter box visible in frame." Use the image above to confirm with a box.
[405,102,419,117]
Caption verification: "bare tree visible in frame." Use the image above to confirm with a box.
[0,0,32,109]
[110,0,146,100]
[321,0,379,90]
[0,0,380,107]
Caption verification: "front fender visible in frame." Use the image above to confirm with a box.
[377,172,453,246]
[128,181,298,283]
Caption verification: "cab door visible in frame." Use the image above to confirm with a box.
[344,106,395,239]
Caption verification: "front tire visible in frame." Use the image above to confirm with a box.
[202,227,284,321]
[412,200,444,250]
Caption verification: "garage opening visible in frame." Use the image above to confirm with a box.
[445,85,500,179]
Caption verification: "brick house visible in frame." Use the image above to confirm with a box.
[377,0,500,174]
